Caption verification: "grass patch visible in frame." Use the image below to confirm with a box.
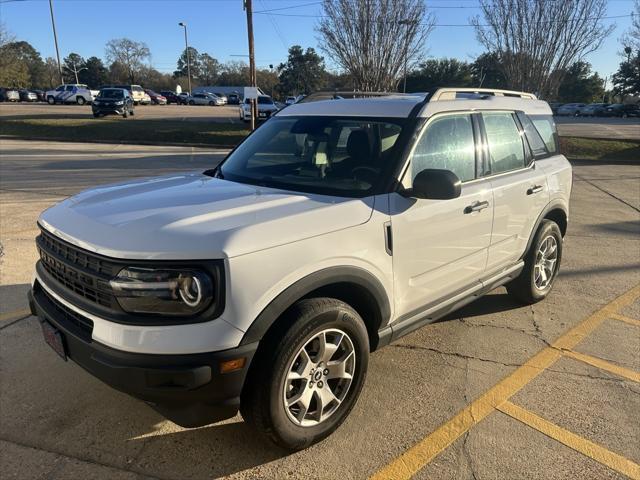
[0,118,249,147]
[560,137,640,162]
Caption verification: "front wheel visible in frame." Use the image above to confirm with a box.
[188,100,195,105]
[47,96,55,105]
[507,219,563,304]
[241,298,369,451]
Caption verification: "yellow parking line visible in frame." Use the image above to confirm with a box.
[610,312,640,328]
[563,350,640,383]
[0,308,31,324]
[498,401,640,480]
[369,283,640,480]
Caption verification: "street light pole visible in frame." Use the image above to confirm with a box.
[398,19,416,94]
[70,64,87,84]
[178,22,192,95]
[48,0,64,85]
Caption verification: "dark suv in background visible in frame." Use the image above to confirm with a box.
[602,103,640,118]
[159,90,186,104]
[92,88,134,118]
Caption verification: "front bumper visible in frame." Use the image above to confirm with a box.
[93,105,127,115]
[28,281,258,427]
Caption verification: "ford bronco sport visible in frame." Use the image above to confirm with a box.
[29,88,572,450]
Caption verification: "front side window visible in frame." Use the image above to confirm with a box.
[409,114,476,183]
[482,112,525,174]
[219,116,405,196]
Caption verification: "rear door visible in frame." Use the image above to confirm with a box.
[480,111,549,273]
[390,112,493,319]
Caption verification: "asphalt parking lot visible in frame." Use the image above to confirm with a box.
[0,139,639,479]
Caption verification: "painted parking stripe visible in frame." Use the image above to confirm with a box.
[610,312,640,327]
[563,350,640,383]
[498,401,640,480]
[369,283,640,480]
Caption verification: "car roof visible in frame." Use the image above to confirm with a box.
[277,89,552,118]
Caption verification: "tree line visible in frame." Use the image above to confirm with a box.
[0,0,637,101]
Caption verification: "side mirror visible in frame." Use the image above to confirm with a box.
[408,169,461,200]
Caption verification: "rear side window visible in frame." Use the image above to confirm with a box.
[410,114,476,182]
[482,112,525,174]
[516,112,548,158]
[529,115,559,155]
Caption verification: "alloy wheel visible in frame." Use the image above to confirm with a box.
[283,328,355,427]
[534,235,558,290]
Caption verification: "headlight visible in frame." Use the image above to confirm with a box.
[115,100,124,105]
[110,267,213,316]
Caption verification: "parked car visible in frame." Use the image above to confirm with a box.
[32,89,46,102]
[212,92,228,104]
[28,87,571,451]
[548,102,563,115]
[0,87,19,102]
[240,95,279,121]
[601,103,640,118]
[144,89,167,105]
[227,93,240,105]
[556,103,586,116]
[45,84,94,105]
[159,90,184,104]
[187,93,223,106]
[577,103,609,117]
[285,96,297,106]
[178,92,191,104]
[91,88,134,118]
[19,89,38,102]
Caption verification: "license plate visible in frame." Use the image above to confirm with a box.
[41,321,67,361]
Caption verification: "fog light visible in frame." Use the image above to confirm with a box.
[220,357,246,373]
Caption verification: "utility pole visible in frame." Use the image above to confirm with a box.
[244,0,257,130]
[398,19,416,93]
[48,0,64,85]
[178,22,192,95]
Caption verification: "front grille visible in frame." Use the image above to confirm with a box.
[37,228,116,309]
[35,281,94,341]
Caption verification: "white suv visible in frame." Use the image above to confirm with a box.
[45,84,94,105]
[29,88,571,450]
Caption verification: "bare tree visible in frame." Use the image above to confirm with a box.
[0,22,15,48]
[621,0,640,52]
[105,38,151,84]
[317,0,435,91]
[472,0,614,99]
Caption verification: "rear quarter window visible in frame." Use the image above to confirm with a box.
[529,115,559,155]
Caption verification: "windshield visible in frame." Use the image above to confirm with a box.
[218,116,405,197]
[99,89,124,99]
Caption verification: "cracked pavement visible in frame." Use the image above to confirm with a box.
[1,139,638,479]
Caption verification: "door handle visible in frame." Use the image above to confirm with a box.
[464,200,489,214]
[527,185,544,195]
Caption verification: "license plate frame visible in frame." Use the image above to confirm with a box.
[41,321,67,361]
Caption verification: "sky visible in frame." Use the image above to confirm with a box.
[0,0,636,84]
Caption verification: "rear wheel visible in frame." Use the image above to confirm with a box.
[76,97,86,105]
[507,220,563,304]
[47,96,55,105]
[189,100,195,105]
[241,298,369,451]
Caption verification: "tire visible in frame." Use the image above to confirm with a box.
[241,298,369,451]
[76,97,85,105]
[507,219,563,304]
[189,100,195,105]
[122,110,128,118]
[92,112,100,118]
[47,96,55,105]
[130,108,134,116]
[622,113,628,119]
[209,101,215,106]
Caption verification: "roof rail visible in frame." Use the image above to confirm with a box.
[298,91,415,104]
[430,88,537,101]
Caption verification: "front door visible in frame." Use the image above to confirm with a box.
[390,112,493,320]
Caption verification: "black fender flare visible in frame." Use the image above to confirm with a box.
[239,266,391,346]
[522,200,568,258]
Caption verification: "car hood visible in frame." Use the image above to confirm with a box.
[39,172,375,260]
